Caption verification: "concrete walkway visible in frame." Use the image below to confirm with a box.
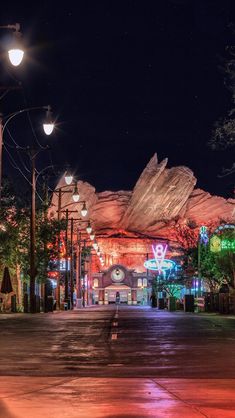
[0,377,235,417]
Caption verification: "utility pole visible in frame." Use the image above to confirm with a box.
[76,229,82,308]
[70,217,74,309]
[30,150,36,313]
[56,188,62,309]
[65,208,69,305]
[0,115,3,206]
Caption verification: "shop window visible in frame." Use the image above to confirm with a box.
[93,278,99,288]
[137,278,142,287]
[143,278,147,287]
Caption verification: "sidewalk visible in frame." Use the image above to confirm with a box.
[0,377,235,418]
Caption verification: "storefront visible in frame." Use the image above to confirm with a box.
[92,264,151,305]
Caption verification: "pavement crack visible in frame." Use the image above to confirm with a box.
[0,377,83,400]
[150,379,210,418]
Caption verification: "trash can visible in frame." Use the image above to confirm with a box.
[46,295,54,312]
[76,298,83,308]
[158,298,165,309]
[184,294,194,312]
[11,294,17,312]
[168,296,176,311]
[23,293,29,313]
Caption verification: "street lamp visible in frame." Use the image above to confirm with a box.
[0,23,24,67]
[81,201,88,217]
[0,105,54,205]
[86,221,92,234]
[0,106,55,313]
[58,213,93,309]
[43,105,54,135]
[72,184,80,202]
[64,171,73,185]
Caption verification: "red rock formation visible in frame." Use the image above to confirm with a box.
[49,154,235,240]
[122,154,197,233]
[184,188,235,224]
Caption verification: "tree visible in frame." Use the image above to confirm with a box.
[0,180,66,288]
[157,275,183,299]
[209,44,235,178]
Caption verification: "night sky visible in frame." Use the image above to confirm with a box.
[1,1,235,198]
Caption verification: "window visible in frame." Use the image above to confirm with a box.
[93,278,99,288]
[137,278,142,287]
[143,278,148,287]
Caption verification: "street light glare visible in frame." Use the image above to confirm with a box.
[43,123,54,136]
[64,172,73,185]
[72,185,80,202]
[8,48,24,66]
[81,202,88,217]
[86,222,92,234]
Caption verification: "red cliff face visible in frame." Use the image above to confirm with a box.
[49,154,235,241]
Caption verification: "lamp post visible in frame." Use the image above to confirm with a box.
[0,23,24,67]
[1,107,55,313]
[0,105,54,206]
[53,173,89,309]
[59,210,91,309]
[198,226,209,298]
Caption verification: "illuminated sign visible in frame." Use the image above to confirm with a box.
[152,244,167,273]
[199,225,209,245]
[144,258,176,272]
[221,239,235,251]
[59,259,70,271]
[210,236,235,253]
[144,244,176,273]
[210,224,235,253]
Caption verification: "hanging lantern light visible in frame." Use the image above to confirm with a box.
[64,171,73,185]
[93,241,98,251]
[72,184,80,202]
[43,105,54,135]
[81,202,88,217]
[8,23,24,66]
[86,221,92,234]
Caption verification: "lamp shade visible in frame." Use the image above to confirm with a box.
[72,185,80,202]
[81,202,88,217]
[86,222,92,234]
[8,49,24,66]
[8,25,24,66]
[43,123,54,135]
[64,172,73,185]
[43,105,54,135]
[93,242,98,251]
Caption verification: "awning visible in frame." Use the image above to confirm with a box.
[104,284,131,291]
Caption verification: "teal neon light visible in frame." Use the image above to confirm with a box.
[144,258,176,272]
[221,240,235,251]
[214,224,235,234]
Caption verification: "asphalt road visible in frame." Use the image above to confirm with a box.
[1,305,235,417]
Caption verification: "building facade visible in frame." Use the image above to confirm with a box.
[92,264,151,305]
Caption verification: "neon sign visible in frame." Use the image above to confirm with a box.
[221,240,235,250]
[210,224,235,253]
[199,226,209,245]
[144,244,176,273]
[144,258,176,272]
[210,236,235,252]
